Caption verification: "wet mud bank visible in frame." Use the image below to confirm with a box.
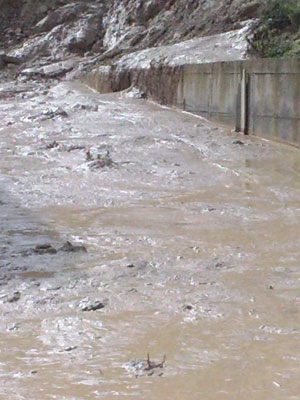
[0,75,300,399]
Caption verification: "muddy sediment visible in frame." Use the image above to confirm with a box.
[0,78,299,399]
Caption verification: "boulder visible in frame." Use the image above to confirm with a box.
[66,14,102,53]
[35,2,88,33]
[9,5,103,62]
[0,52,23,69]
[91,40,105,54]
[0,51,22,68]
[21,59,78,78]
[136,0,166,24]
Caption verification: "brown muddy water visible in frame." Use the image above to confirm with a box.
[0,80,299,400]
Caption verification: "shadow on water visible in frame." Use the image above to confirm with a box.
[0,181,81,285]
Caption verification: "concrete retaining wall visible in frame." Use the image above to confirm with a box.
[177,59,300,146]
[176,62,243,127]
[246,59,300,145]
[83,58,300,146]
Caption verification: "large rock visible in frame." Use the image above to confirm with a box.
[66,14,102,53]
[0,52,22,69]
[135,0,168,24]
[21,59,79,78]
[35,2,89,33]
[8,4,103,61]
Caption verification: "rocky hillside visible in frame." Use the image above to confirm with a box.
[3,0,299,82]
[0,0,261,60]
[101,0,260,50]
[250,0,300,57]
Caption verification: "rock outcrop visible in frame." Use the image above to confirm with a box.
[1,0,261,63]
[101,0,261,51]
[7,2,103,62]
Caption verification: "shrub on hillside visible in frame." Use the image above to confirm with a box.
[262,0,300,30]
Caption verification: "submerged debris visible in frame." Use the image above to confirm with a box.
[21,243,57,256]
[232,140,245,145]
[58,241,87,253]
[6,291,21,303]
[88,150,115,170]
[43,140,87,152]
[66,144,86,152]
[45,140,59,149]
[86,148,93,161]
[34,244,57,255]
[21,241,87,256]
[124,354,166,377]
[72,103,98,112]
[59,346,78,352]
[30,370,38,375]
[80,299,107,312]
[29,107,68,121]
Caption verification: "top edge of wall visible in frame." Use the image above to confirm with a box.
[183,58,300,74]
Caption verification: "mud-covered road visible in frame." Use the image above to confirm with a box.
[0,78,299,399]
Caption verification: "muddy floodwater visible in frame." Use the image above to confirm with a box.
[0,80,299,400]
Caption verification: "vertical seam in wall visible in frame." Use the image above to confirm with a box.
[251,71,254,136]
[293,71,299,143]
[209,64,213,118]
[183,67,186,110]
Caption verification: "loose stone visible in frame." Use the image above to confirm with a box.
[81,299,107,312]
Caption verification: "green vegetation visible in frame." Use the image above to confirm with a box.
[252,0,300,57]
[263,0,300,29]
